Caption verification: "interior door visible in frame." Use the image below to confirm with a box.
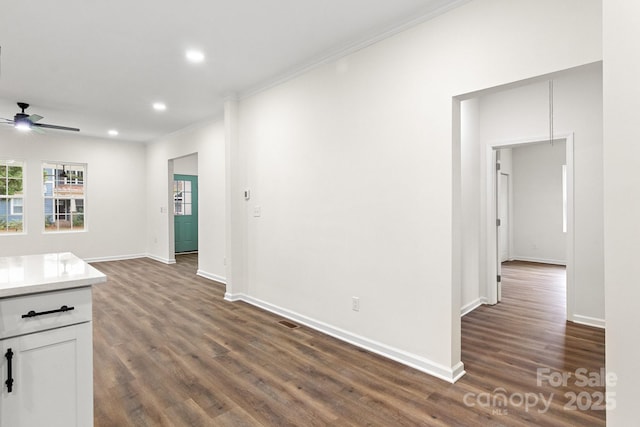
[173,174,198,253]
[499,172,510,262]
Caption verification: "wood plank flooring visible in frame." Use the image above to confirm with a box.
[91,257,605,426]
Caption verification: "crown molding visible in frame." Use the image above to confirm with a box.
[239,0,472,100]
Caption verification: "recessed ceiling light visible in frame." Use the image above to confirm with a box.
[108,129,119,136]
[185,50,205,63]
[153,102,167,112]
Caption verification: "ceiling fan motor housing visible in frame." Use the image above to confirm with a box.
[14,113,31,128]
[14,102,32,129]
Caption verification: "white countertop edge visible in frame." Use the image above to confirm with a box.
[0,275,107,299]
[0,252,107,298]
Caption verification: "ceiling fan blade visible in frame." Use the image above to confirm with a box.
[31,126,45,134]
[33,123,80,132]
[29,114,44,123]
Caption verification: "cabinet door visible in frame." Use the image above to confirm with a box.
[1,322,93,427]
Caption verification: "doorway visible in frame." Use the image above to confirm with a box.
[173,174,198,253]
[455,63,604,387]
[488,135,573,317]
[170,153,199,259]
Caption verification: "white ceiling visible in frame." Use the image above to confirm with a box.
[0,0,465,142]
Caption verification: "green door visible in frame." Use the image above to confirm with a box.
[173,174,198,253]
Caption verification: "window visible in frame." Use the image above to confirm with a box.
[11,198,23,215]
[43,162,86,232]
[173,179,192,216]
[0,160,24,233]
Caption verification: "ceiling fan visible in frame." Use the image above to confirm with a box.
[0,102,80,133]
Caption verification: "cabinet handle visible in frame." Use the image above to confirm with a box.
[5,348,13,393]
[21,305,75,319]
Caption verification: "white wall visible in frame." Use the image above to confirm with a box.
[603,1,640,424]
[460,99,482,315]
[146,119,226,282]
[228,0,602,381]
[0,129,147,260]
[511,141,566,264]
[498,149,512,175]
[173,154,198,175]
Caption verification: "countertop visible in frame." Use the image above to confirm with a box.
[0,252,106,298]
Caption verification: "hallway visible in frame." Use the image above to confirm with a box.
[461,261,605,425]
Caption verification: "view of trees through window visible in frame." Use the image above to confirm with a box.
[43,162,86,232]
[0,160,24,233]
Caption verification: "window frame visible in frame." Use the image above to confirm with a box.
[173,179,193,216]
[0,159,26,235]
[42,161,87,233]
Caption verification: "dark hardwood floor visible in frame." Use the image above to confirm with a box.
[91,257,605,426]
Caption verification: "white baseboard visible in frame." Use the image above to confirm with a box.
[224,292,242,302]
[197,270,227,285]
[460,297,487,317]
[571,314,605,329]
[225,293,465,383]
[146,254,176,265]
[511,256,566,266]
[84,253,147,263]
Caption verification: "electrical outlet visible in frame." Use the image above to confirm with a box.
[352,297,360,312]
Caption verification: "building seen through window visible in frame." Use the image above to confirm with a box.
[43,162,86,232]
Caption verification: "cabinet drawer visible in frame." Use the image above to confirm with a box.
[0,287,92,339]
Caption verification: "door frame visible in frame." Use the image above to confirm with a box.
[167,154,199,264]
[485,133,574,321]
[495,167,512,303]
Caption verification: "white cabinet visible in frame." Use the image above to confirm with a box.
[1,322,93,427]
[0,287,94,427]
[0,253,105,427]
